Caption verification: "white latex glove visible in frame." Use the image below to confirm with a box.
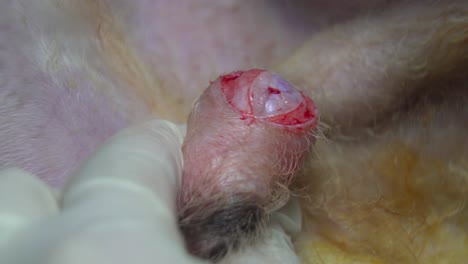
[0,119,302,264]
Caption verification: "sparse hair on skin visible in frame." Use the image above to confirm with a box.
[55,1,468,263]
[177,72,317,260]
[3,0,467,263]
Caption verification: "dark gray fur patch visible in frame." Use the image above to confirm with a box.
[179,201,265,261]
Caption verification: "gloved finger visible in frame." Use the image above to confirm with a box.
[62,119,185,211]
[219,198,302,264]
[0,168,58,246]
[53,119,206,263]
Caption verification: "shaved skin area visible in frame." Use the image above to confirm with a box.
[1,1,467,263]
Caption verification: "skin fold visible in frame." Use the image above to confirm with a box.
[0,0,467,263]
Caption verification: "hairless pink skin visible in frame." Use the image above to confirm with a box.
[178,69,318,260]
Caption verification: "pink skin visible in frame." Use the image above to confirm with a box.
[0,1,400,259]
[178,69,317,259]
[0,50,129,187]
[0,0,384,186]
[3,0,441,261]
[1,1,467,263]
[0,0,314,187]
[181,69,317,207]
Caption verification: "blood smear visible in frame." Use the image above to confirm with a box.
[221,69,317,128]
